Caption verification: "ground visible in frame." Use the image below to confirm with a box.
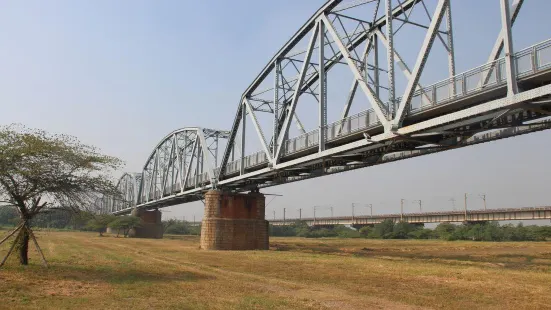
[1,232,550,309]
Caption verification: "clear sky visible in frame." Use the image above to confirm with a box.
[1,0,551,222]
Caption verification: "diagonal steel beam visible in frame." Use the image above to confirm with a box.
[183,137,198,191]
[322,14,390,129]
[274,22,320,163]
[393,0,448,128]
[243,98,274,162]
[481,0,524,87]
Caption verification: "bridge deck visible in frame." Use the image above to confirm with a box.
[270,206,551,226]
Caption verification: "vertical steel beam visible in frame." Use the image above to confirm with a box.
[393,0,448,128]
[169,135,177,194]
[373,34,380,97]
[386,0,396,117]
[214,134,219,167]
[137,171,145,204]
[376,29,432,106]
[195,143,201,188]
[231,141,235,162]
[273,60,280,157]
[274,22,320,162]
[240,105,246,174]
[500,0,518,96]
[446,2,456,96]
[319,21,327,152]
[180,132,193,193]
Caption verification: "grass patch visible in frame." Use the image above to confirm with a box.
[0,232,550,309]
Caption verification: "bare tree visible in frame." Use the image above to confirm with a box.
[0,124,122,266]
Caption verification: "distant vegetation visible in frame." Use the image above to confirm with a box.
[3,208,550,241]
[270,220,551,241]
[0,207,202,236]
[162,219,201,236]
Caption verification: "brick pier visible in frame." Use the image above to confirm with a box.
[129,208,164,239]
[200,190,269,250]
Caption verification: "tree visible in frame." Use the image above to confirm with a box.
[0,125,122,266]
[369,219,395,239]
[162,219,177,234]
[358,226,373,237]
[86,214,116,236]
[108,216,141,237]
[434,223,457,240]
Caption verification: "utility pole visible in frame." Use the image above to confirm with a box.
[449,198,456,211]
[479,194,487,210]
[352,203,355,222]
[369,204,373,217]
[283,208,286,224]
[400,199,404,221]
[298,208,302,220]
[464,193,468,221]
[413,200,422,212]
[273,210,275,220]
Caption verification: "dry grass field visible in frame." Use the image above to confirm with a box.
[1,231,551,309]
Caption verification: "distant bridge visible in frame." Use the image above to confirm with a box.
[269,206,551,226]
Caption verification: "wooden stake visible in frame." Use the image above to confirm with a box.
[0,228,22,267]
[0,223,23,246]
[26,226,48,267]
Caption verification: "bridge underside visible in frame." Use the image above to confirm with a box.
[126,80,551,214]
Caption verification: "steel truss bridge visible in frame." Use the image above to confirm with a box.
[269,206,551,226]
[94,0,551,215]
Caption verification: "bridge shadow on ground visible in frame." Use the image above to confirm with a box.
[2,263,214,285]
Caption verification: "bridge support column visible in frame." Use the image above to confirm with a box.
[129,208,163,239]
[200,190,269,250]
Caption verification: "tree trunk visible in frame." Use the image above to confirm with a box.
[18,225,29,265]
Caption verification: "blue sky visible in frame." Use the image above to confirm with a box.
[1,0,551,221]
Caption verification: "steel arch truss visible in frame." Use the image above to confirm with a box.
[136,128,231,207]
[92,195,114,215]
[111,173,139,213]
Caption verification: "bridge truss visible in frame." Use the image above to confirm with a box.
[100,0,551,215]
